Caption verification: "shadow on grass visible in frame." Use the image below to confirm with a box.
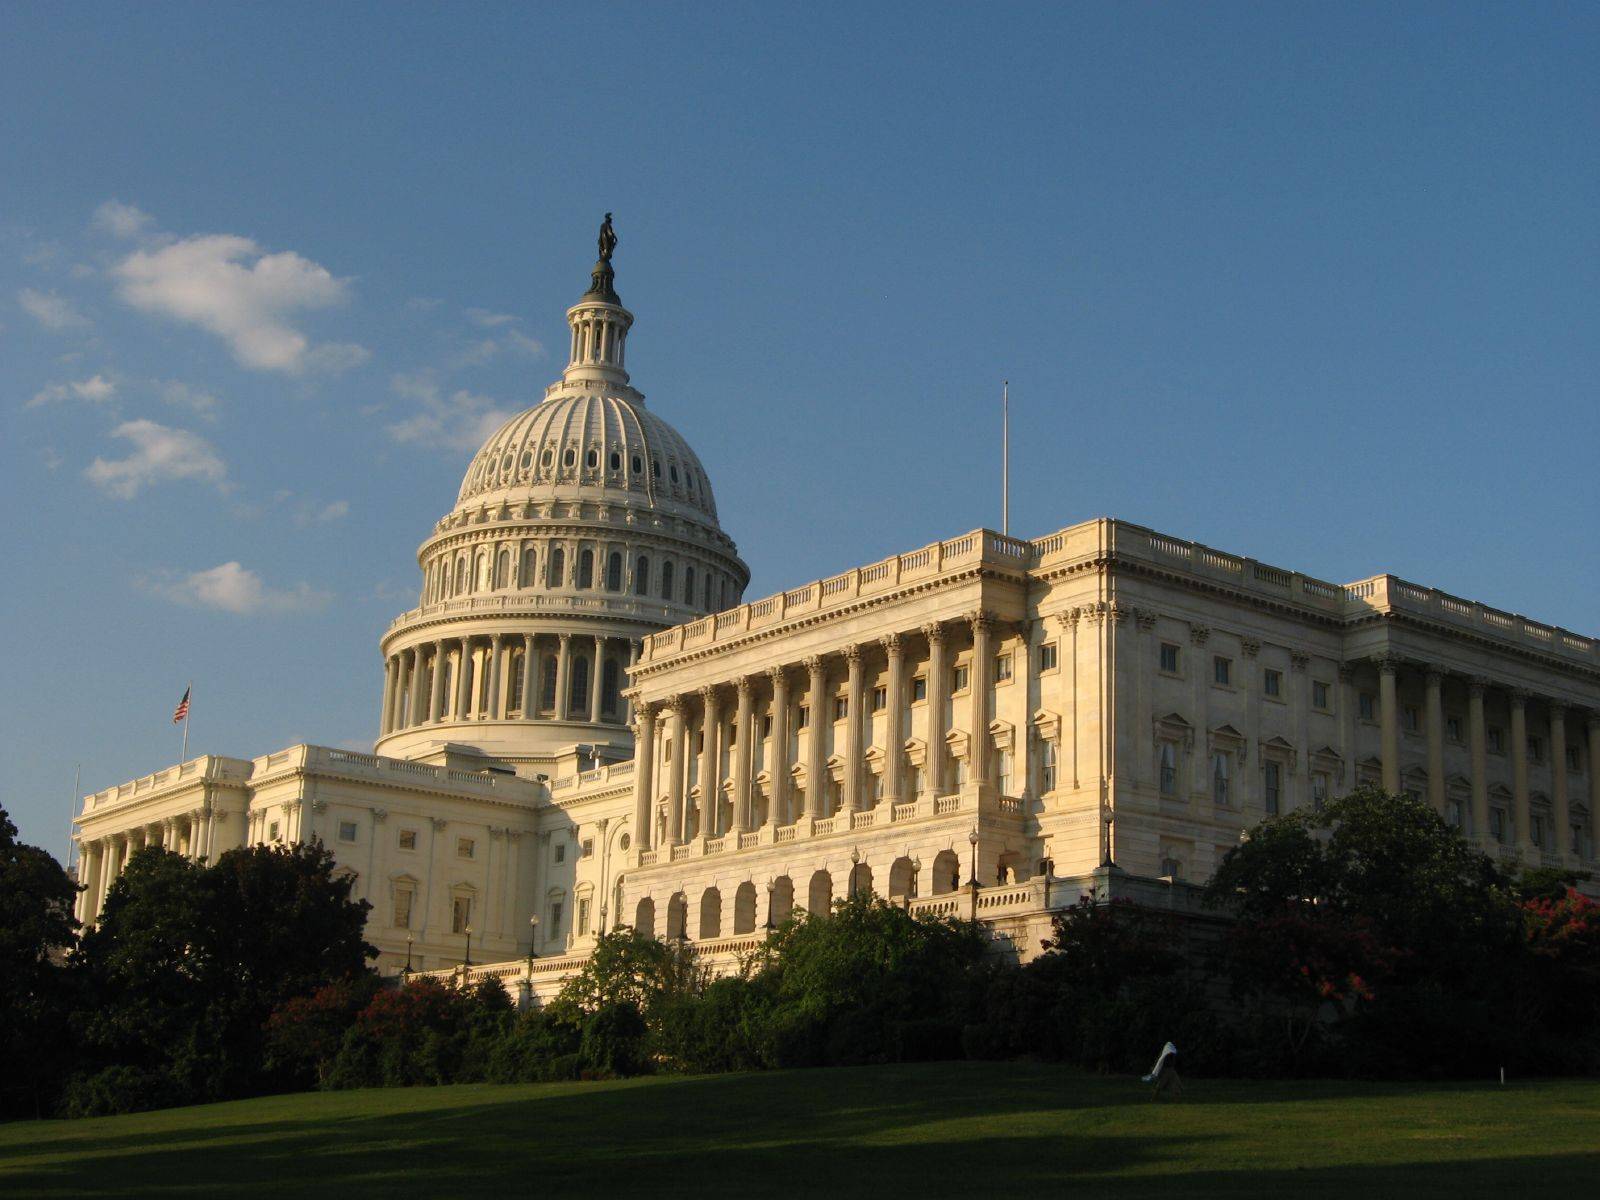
[2,1065,1595,1198]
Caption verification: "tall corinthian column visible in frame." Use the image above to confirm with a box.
[665,698,688,846]
[734,675,755,832]
[924,623,949,795]
[698,686,721,837]
[1549,703,1569,864]
[843,645,864,812]
[1377,657,1401,794]
[804,656,827,818]
[1510,689,1530,851]
[1469,678,1490,842]
[632,703,657,856]
[969,612,994,787]
[1425,668,1446,813]
[429,641,447,722]
[767,666,790,826]
[881,633,904,805]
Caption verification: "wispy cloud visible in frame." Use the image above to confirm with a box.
[385,371,513,452]
[91,200,154,239]
[142,561,330,615]
[28,374,116,408]
[85,419,227,499]
[112,223,368,374]
[466,307,518,328]
[159,380,220,420]
[18,288,88,331]
[295,498,349,526]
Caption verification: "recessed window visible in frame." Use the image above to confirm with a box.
[393,889,414,930]
[1159,743,1178,796]
[585,448,598,469]
[457,837,475,859]
[338,821,358,843]
[1488,727,1505,754]
[549,899,564,931]
[399,829,418,851]
[1359,693,1376,721]
[833,696,848,721]
[520,451,532,470]
[1489,808,1506,841]
[1039,739,1057,792]
[871,685,887,712]
[563,447,576,467]
[1567,746,1582,771]
[1527,736,1544,763]
[797,705,809,729]
[1039,642,1058,672]
[952,665,970,693]
[268,820,281,842]
[1264,761,1282,815]
[452,896,471,934]
[1530,814,1546,849]
[911,676,927,702]
[578,897,591,935]
[1312,680,1331,711]
[670,465,679,483]
[1446,716,1463,742]
[1312,772,1329,810]
[541,448,553,467]
[994,653,1013,683]
[553,842,566,864]
[609,451,621,471]
[631,454,643,474]
[1212,751,1231,806]
[1159,643,1180,674]
[1403,705,1421,733]
[1264,669,1282,698]
[1213,656,1232,687]
[581,838,594,859]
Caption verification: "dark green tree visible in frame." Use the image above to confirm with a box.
[0,803,80,1117]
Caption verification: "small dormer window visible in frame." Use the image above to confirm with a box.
[563,447,576,467]
[632,454,643,474]
[541,448,553,467]
[652,459,661,478]
[520,451,532,470]
[609,451,621,471]
[586,448,598,469]
[670,465,679,484]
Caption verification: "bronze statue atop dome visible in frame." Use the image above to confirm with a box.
[584,212,621,303]
[598,212,617,263]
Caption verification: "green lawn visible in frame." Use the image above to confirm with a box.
[1,1064,1595,1198]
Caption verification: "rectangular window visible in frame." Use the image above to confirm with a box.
[1040,740,1057,793]
[457,837,475,859]
[911,677,927,702]
[996,749,1012,795]
[1159,643,1180,674]
[399,829,418,851]
[452,895,471,934]
[871,685,887,712]
[1212,752,1230,805]
[553,842,565,864]
[549,900,563,931]
[338,820,358,843]
[762,715,772,738]
[1446,716,1463,743]
[952,664,970,693]
[581,838,594,859]
[393,889,414,930]
[577,897,591,935]
[993,653,1013,683]
[1312,772,1329,810]
[833,696,848,721]
[1264,761,1282,815]
[1403,705,1421,733]
[1568,746,1582,771]
[1490,809,1506,841]
[1264,669,1282,698]
[1488,728,1504,754]
[1530,814,1546,849]
[1359,693,1376,721]
[797,705,809,729]
[1312,680,1331,710]
[1527,736,1543,763]
[268,820,281,842]
[1159,743,1178,797]
[1038,643,1058,672]
[1213,657,1232,687]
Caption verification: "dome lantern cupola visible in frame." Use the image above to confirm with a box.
[563,211,632,389]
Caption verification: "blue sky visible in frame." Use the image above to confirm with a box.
[2,3,1596,853]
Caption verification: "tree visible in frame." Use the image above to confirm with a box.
[74,841,376,1110]
[0,802,79,1117]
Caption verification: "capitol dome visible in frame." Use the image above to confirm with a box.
[375,222,749,769]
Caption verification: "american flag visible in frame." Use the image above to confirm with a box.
[172,687,190,724]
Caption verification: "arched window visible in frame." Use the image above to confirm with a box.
[634,555,649,596]
[570,654,590,715]
[476,553,491,591]
[660,561,674,601]
[703,574,712,610]
[548,546,565,588]
[585,448,598,469]
[606,552,623,591]
[684,565,696,605]
[578,549,594,589]
[453,558,465,594]
[609,451,621,472]
[508,649,524,712]
[540,656,558,711]
[563,447,576,468]
[631,454,643,475]
[601,658,620,717]
[521,547,537,587]
[497,550,511,589]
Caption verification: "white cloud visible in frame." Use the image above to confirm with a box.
[28,374,117,408]
[40,447,63,472]
[112,233,367,373]
[385,372,514,452]
[466,307,518,328]
[159,381,220,420]
[144,561,330,616]
[294,498,349,527]
[85,419,227,499]
[502,329,544,356]
[91,200,154,239]
[18,288,87,331]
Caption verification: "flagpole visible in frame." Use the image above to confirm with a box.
[68,763,80,871]
[182,680,191,761]
[1002,380,1010,537]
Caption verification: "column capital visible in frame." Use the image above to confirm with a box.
[664,695,688,718]
[634,699,659,721]
[736,674,755,698]
[697,684,719,704]
[880,631,903,656]
[1241,638,1261,659]
[1187,622,1210,645]
[1423,665,1445,687]
[1337,661,1358,683]
[558,631,572,645]
[843,643,864,667]
[1290,651,1310,674]
[766,664,789,688]
[1134,608,1158,631]
[1469,675,1492,698]
[921,621,946,646]
[1374,655,1401,676]
[1546,699,1567,718]
[1053,609,1079,631]
[968,609,996,634]
[1508,686,1530,707]
[803,654,825,675]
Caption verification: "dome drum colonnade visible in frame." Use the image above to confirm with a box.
[375,226,749,763]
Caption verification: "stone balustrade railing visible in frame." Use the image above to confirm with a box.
[79,755,253,815]
[386,591,684,636]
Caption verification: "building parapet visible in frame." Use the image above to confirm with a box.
[257,744,545,802]
[78,755,253,818]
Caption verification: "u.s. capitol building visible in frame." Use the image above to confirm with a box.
[73,228,1600,994]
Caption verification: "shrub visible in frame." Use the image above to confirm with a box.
[581,1003,648,1078]
[61,1065,188,1118]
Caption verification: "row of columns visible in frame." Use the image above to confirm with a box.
[74,806,217,925]
[630,611,1001,853]
[381,631,641,734]
[1373,657,1599,860]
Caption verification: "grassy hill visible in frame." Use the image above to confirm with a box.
[2,1063,1595,1198]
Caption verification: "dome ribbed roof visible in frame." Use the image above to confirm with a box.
[455,392,720,524]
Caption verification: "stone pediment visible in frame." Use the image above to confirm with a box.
[1030,709,1061,741]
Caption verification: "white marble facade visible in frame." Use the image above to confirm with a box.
[74,242,1600,984]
